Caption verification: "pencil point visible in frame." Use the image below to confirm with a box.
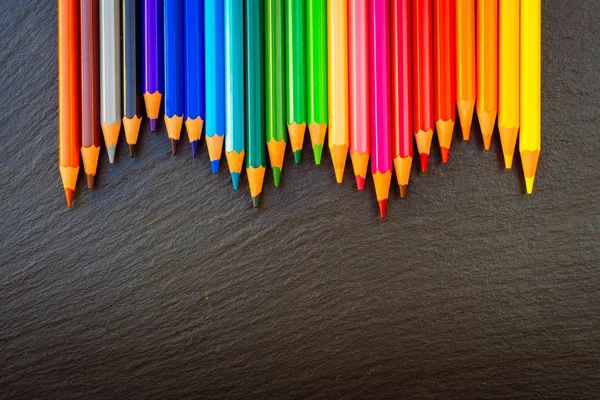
[355,175,365,191]
[287,122,306,158]
[86,174,95,189]
[211,159,220,174]
[128,144,135,157]
[293,150,301,164]
[482,134,492,151]
[504,153,513,170]
[170,139,178,155]
[65,188,74,208]
[334,168,344,184]
[107,145,116,164]
[313,144,323,165]
[457,99,475,140]
[461,124,471,141]
[525,177,535,194]
[378,199,387,219]
[419,153,428,172]
[272,167,281,187]
[330,145,348,184]
[477,110,497,150]
[252,196,259,208]
[399,184,408,199]
[149,118,157,132]
[191,140,199,159]
[230,172,240,190]
[440,147,450,163]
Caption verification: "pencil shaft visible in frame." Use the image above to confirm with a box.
[455,0,476,135]
[476,0,498,147]
[390,0,412,160]
[499,0,519,129]
[245,0,266,169]
[205,0,226,138]
[143,0,162,96]
[265,0,286,144]
[183,0,205,121]
[285,0,307,125]
[224,0,245,155]
[100,0,121,126]
[306,0,328,125]
[433,0,456,123]
[164,0,184,119]
[80,0,100,149]
[123,0,141,119]
[348,0,369,156]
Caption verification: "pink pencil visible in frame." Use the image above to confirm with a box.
[348,0,370,191]
[369,0,392,219]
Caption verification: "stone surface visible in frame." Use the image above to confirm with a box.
[1,1,599,399]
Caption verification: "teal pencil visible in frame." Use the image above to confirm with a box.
[224,0,245,189]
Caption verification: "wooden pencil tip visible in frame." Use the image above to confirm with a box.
[86,175,95,189]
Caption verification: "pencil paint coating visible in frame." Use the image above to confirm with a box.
[184,0,205,121]
[306,0,328,125]
[164,0,184,119]
[80,0,100,149]
[143,0,163,95]
[205,0,226,138]
[123,0,139,119]
[100,0,121,126]
[224,0,245,155]
[285,0,307,125]
[348,0,369,156]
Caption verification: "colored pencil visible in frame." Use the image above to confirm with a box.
[123,0,143,157]
[412,0,434,172]
[183,0,205,159]
[390,0,413,198]
[369,0,392,219]
[80,0,100,189]
[205,0,226,173]
[455,0,476,140]
[327,0,349,183]
[433,0,456,163]
[499,0,519,169]
[306,0,328,165]
[245,0,266,207]
[348,0,370,191]
[285,0,307,164]
[100,0,121,163]
[59,0,80,207]
[476,0,498,150]
[164,0,184,155]
[142,0,162,132]
[520,0,541,194]
[265,0,287,187]
[224,0,245,190]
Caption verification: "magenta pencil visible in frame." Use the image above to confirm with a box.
[348,0,370,191]
[369,0,392,219]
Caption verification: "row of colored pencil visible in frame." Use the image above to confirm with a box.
[58,0,541,217]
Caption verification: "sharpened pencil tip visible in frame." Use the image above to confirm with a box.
[191,140,199,159]
[378,199,387,219]
[525,177,535,194]
[65,188,74,208]
[334,168,344,184]
[441,147,450,163]
[170,139,178,155]
[107,145,116,164]
[419,153,428,172]
[128,144,135,158]
[272,167,281,188]
[399,185,408,199]
[293,150,301,164]
[313,145,323,165]
[504,154,513,170]
[355,175,365,191]
[230,172,240,190]
[210,159,220,174]
[86,175,95,189]
[252,196,259,208]
[149,118,157,132]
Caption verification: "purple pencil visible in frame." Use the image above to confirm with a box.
[143,0,163,132]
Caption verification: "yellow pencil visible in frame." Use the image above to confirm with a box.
[499,0,519,169]
[520,0,541,194]
[327,0,349,183]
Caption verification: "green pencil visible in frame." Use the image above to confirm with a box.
[265,0,287,187]
[285,0,307,164]
[306,0,328,165]
[245,0,266,207]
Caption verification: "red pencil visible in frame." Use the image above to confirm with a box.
[391,0,412,197]
[412,0,434,172]
[433,0,456,163]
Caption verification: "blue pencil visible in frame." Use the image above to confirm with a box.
[183,0,205,159]
[205,0,226,173]
[164,0,184,155]
[224,0,245,190]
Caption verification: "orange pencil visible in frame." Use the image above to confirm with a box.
[58,0,80,207]
[476,0,498,150]
[455,0,476,140]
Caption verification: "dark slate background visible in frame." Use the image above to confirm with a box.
[1,1,599,399]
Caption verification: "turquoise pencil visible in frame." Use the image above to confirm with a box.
[224,0,245,189]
